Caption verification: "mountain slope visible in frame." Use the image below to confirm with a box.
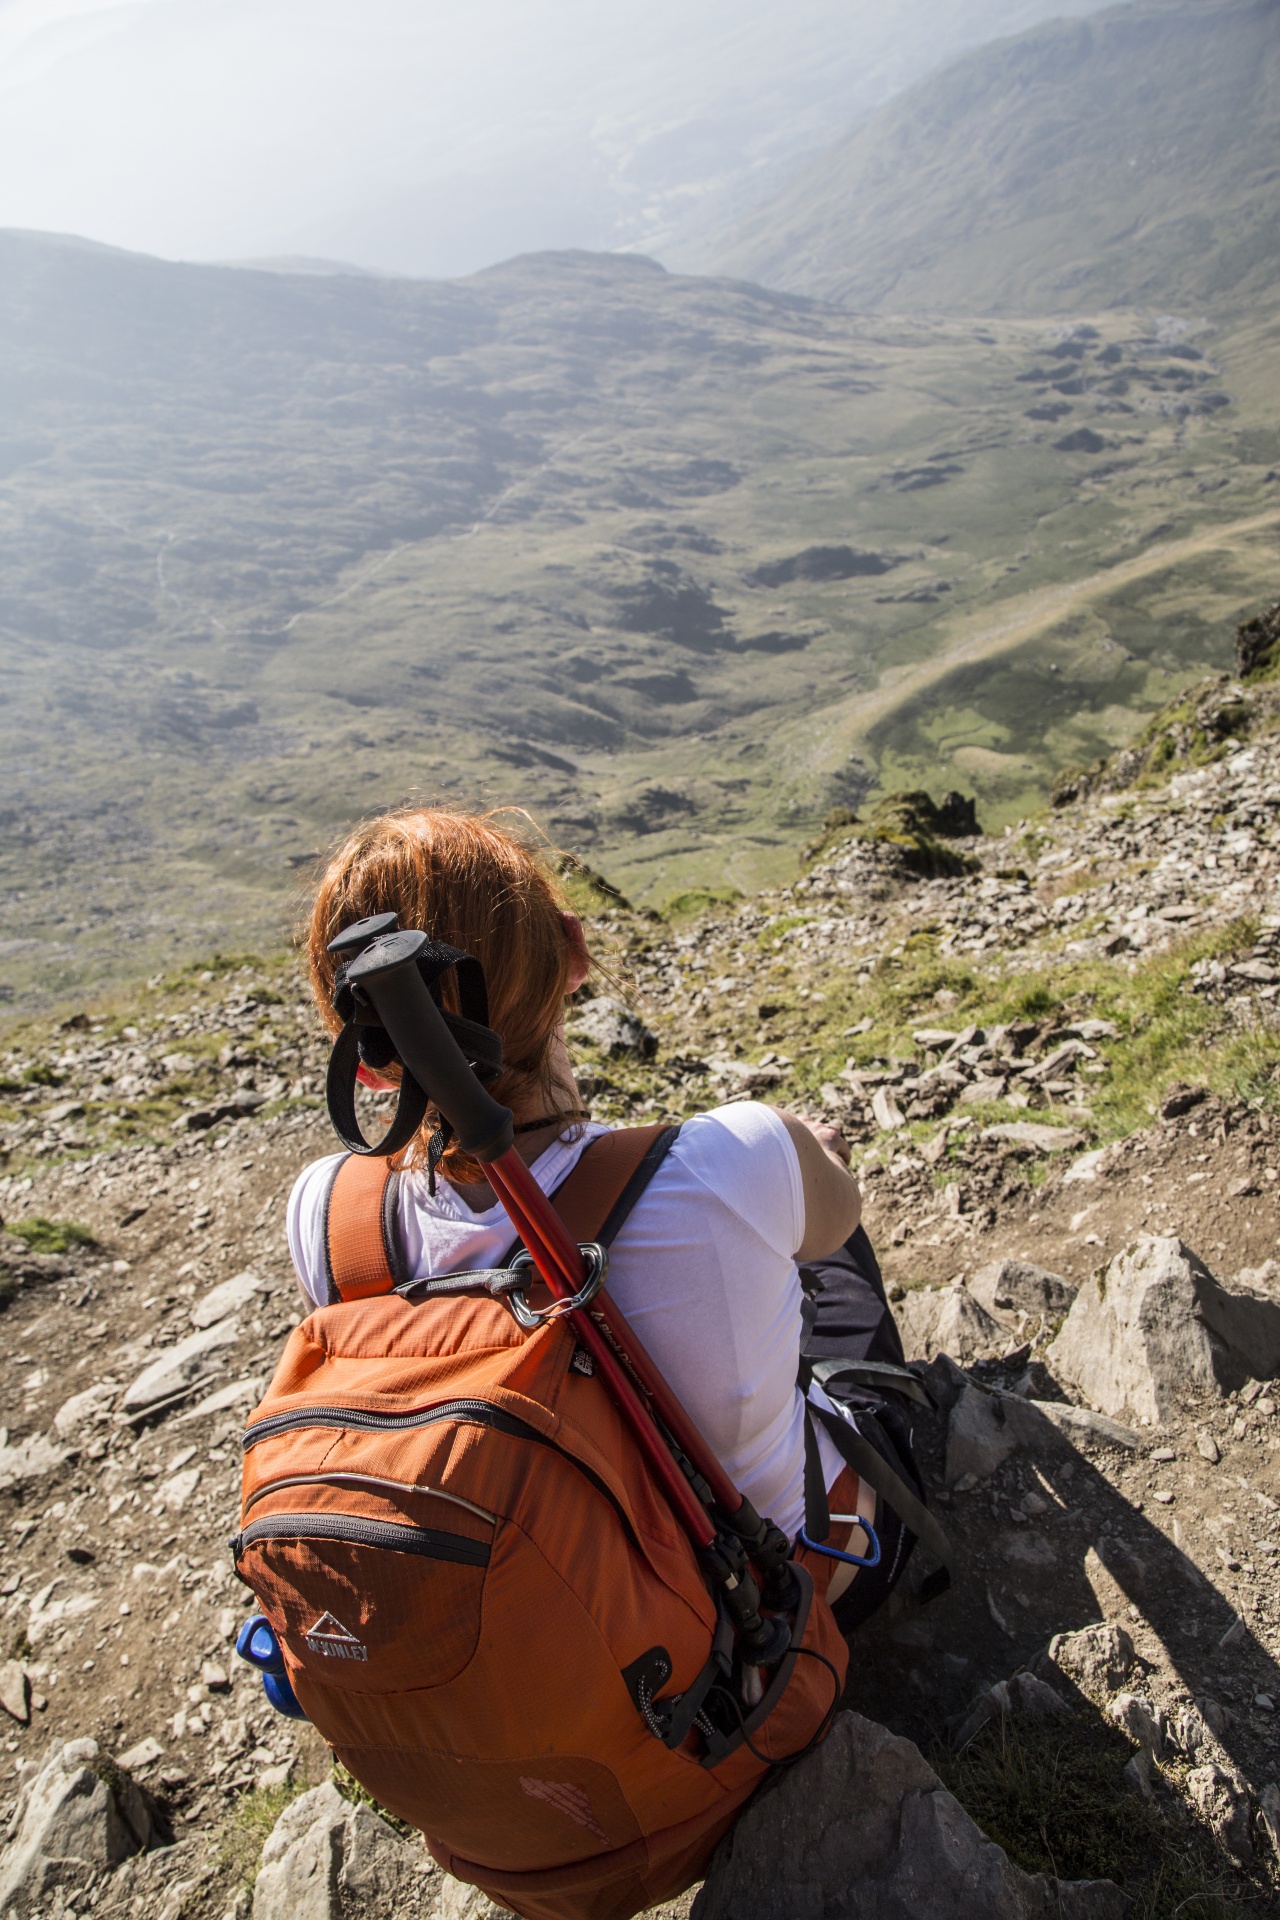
[0,0,1115,280]
[1,228,1278,1007]
[708,0,1280,316]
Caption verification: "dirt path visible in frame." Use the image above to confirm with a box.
[834,503,1280,745]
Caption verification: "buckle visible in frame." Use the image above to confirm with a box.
[506,1242,608,1330]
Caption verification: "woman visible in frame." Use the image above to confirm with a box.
[286,805,887,1605]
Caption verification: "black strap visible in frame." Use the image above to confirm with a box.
[325,1021,431,1159]
[380,1170,409,1286]
[500,1124,682,1267]
[392,1129,685,1306]
[806,1356,935,1411]
[802,1411,830,1544]
[596,1125,681,1250]
[326,942,503,1160]
[807,1401,952,1580]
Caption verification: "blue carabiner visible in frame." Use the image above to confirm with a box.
[235,1613,310,1721]
[798,1518,881,1570]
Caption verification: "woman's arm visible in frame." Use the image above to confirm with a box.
[775,1111,862,1262]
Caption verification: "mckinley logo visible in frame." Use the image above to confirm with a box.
[304,1611,368,1661]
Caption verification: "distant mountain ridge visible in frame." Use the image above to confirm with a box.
[708,0,1280,316]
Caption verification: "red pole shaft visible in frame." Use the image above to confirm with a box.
[487,1151,718,1550]
[489,1146,749,1522]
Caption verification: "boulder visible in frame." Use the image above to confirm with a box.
[945,1384,1059,1484]
[971,1259,1077,1321]
[569,998,657,1059]
[1043,1624,1136,1698]
[252,1780,439,1920]
[121,1316,242,1413]
[692,1711,1126,1920]
[896,1285,1005,1365]
[1046,1235,1280,1425]
[0,1738,152,1916]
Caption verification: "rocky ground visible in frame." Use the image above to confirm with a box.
[3,643,1280,1915]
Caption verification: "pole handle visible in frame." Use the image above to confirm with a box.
[346,932,515,1163]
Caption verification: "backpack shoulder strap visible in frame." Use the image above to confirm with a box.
[322,1153,408,1303]
[323,1123,681,1305]
[538,1122,681,1251]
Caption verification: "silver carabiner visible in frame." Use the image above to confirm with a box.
[506,1241,609,1331]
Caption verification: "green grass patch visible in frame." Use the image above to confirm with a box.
[661,887,745,922]
[221,1779,309,1888]
[7,1217,98,1255]
[21,1063,66,1088]
[778,913,1280,1141]
[934,1720,1249,1919]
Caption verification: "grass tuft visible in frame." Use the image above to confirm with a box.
[221,1778,309,1888]
[6,1217,99,1255]
[934,1719,1248,1919]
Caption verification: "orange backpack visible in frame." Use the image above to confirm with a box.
[235,1126,848,1920]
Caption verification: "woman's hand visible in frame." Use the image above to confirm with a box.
[776,1110,862,1261]
[802,1120,851,1166]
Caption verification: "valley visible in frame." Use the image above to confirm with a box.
[2,236,1277,1008]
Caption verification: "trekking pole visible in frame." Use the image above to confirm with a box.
[341,930,791,1663]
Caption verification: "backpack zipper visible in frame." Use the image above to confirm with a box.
[235,1509,491,1567]
[242,1396,642,1548]
[243,1397,534,1449]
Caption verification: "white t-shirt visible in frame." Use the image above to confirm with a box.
[286,1101,842,1539]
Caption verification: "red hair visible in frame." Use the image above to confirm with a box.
[308,809,587,1181]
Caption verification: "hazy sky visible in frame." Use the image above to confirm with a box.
[0,0,1117,278]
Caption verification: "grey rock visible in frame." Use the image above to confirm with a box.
[1107,1693,1163,1758]
[0,1737,152,1916]
[0,1660,31,1724]
[971,1259,1077,1320]
[569,997,657,1059]
[945,1384,1060,1484]
[252,1780,438,1920]
[0,1431,70,1493]
[871,1086,906,1132]
[1186,1763,1253,1865]
[1170,1704,1217,1759]
[692,1712,1126,1920]
[1047,1235,1280,1425]
[438,1876,509,1919]
[896,1286,1005,1365]
[1029,1402,1142,1451]
[1258,1783,1280,1867]
[191,1270,265,1328]
[52,1381,119,1435]
[253,1782,344,1920]
[955,1673,1073,1748]
[1194,1694,1232,1741]
[121,1315,242,1413]
[981,1123,1087,1154]
[1044,1624,1136,1698]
